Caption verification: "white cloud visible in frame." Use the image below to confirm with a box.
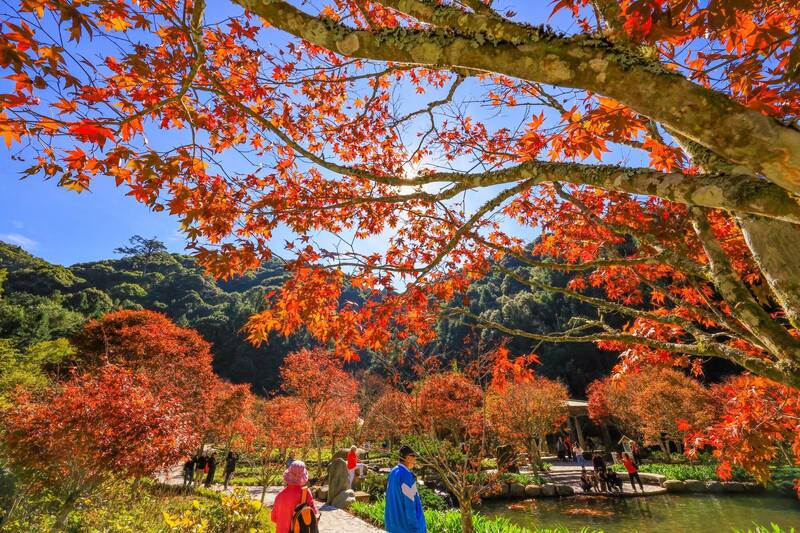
[0,233,38,250]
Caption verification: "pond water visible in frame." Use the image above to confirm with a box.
[481,494,800,532]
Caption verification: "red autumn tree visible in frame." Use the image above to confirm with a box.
[588,367,719,454]
[249,396,311,503]
[688,375,800,493]
[363,388,414,449]
[487,376,569,468]
[0,365,196,529]
[4,0,800,391]
[5,0,800,492]
[279,347,358,475]
[73,310,217,430]
[205,379,257,452]
[414,371,484,441]
[411,371,491,533]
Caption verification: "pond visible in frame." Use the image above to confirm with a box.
[480,494,800,532]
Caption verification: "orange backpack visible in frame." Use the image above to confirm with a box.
[290,488,319,533]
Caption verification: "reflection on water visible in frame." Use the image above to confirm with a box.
[480,494,800,533]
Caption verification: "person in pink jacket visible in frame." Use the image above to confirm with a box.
[271,460,318,533]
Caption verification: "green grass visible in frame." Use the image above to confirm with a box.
[351,499,602,533]
[733,524,796,533]
[609,462,754,482]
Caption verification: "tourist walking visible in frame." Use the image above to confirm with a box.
[182,455,195,488]
[622,452,645,492]
[385,445,426,533]
[223,451,238,490]
[204,452,217,488]
[347,445,358,488]
[272,460,319,533]
[564,436,573,461]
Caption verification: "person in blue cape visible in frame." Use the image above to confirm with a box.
[385,445,426,533]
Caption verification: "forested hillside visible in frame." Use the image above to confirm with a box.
[0,237,310,392]
[3,237,734,395]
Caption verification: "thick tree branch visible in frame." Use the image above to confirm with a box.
[233,0,800,194]
[690,207,800,365]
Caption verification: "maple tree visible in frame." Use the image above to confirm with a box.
[688,374,800,491]
[363,388,414,449]
[279,347,359,476]
[0,365,196,530]
[587,366,719,454]
[72,310,218,430]
[410,371,491,533]
[2,0,799,392]
[486,376,569,468]
[248,395,311,503]
[205,379,257,452]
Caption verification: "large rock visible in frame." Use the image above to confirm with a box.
[638,473,666,485]
[330,489,356,510]
[663,480,687,492]
[722,482,745,493]
[327,458,350,506]
[742,482,762,492]
[685,479,705,492]
[541,483,556,497]
[353,491,371,503]
[524,484,542,498]
[705,481,724,493]
[509,483,525,498]
[496,482,510,498]
[555,484,574,496]
[315,486,329,500]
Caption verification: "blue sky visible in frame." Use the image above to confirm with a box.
[0,1,584,266]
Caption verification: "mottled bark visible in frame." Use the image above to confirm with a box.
[737,215,800,329]
[690,208,800,365]
[233,0,800,193]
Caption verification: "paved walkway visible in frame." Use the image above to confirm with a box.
[541,462,667,497]
[159,467,383,532]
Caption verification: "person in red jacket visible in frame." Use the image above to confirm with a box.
[271,460,318,533]
[621,452,645,493]
[347,446,358,488]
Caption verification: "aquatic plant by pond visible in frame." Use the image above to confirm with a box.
[351,499,601,533]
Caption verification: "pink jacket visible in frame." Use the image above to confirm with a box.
[271,485,317,533]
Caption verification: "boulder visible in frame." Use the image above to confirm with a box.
[722,482,745,493]
[524,484,542,498]
[555,484,574,496]
[353,491,371,503]
[741,482,762,492]
[638,473,666,485]
[315,486,329,500]
[541,483,556,497]
[663,480,687,492]
[509,483,525,498]
[705,481,723,493]
[684,479,705,492]
[327,458,350,506]
[330,489,356,510]
[497,482,510,498]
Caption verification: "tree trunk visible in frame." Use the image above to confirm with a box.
[51,490,81,532]
[528,439,543,470]
[738,215,800,330]
[458,499,474,533]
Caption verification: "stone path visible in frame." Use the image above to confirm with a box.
[159,468,383,532]
[542,462,667,497]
